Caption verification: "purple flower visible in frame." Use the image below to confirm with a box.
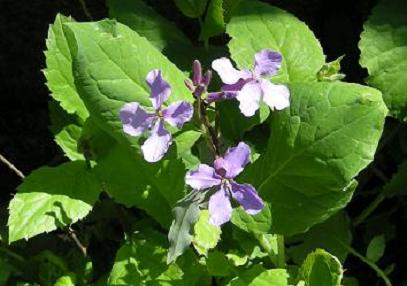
[119,69,193,162]
[185,142,264,226]
[211,49,290,117]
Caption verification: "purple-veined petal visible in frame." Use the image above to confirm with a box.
[261,80,290,110]
[185,164,222,190]
[254,49,282,77]
[212,58,251,85]
[214,142,251,179]
[162,101,193,129]
[221,78,252,99]
[236,81,262,117]
[231,182,264,215]
[119,102,155,136]
[141,120,171,162]
[208,186,233,226]
[146,69,171,110]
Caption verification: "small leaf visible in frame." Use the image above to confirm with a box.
[226,251,248,266]
[366,235,385,263]
[199,0,225,41]
[167,191,205,263]
[192,210,221,256]
[297,249,343,286]
[250,269,289,286]
[173,0,208,18]
[8,161,100,242]
[231,202,271,234]
[317,56,346,82]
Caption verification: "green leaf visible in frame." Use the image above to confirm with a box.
[206,250,232,277]
[297,249,343,286]
[199,0,225,41]
[0,256,12,285]
[192,210,221,256]
[173,0,208,18]
[317,56,346,82]
[167,191,205,263]
[287,212,352,265]
[222,0,241,23]
[174,130,202,169]
[54,275,76,286]
[366,234,385,263]
[242,82,387,235]
[249,269,289,286]
[44,14,88,121]
[107,0,194,69]
[108,230,209,285]
[8,161,100,242]
[64,20,193,146]
[231,202,271,234]
[227,0,325,83]
[226,264,265,286]
[359,0,407,122]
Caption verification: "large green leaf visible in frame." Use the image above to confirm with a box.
[108,230,209,285]
[63,20,193,146]
[8,161,100,242]
[359,0,407,122]
[297,249,343,286]
[44,14,88,121]
[227,0,325,83]
[199,0,225,41]
[173,0,208,18]
[107,0,194,69]
[242,82,387,235]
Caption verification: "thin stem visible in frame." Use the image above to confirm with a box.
[0,246,25,263]
[196,94,219,156]
[276,235,286,268]
[338,240,392,286]
[0,153,25,179]
[78,0,93,21]
[353,192,386,227]
[68,227,87,256]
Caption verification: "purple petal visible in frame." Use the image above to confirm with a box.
[254,49,282,77]
[212,58,251,85]
[119,102,154,136]
[214,142,251,179]
[236,81,262,117]
[221,78,252,99]
[208,187,232,226]
[146,69,171,110]
[260,80,290,110]
[141,120,171,162]
[185,164,222,190]
[162,101,193,129]
[231,182,264,215]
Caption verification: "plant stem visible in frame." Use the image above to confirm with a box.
[276,235,286,268]
[338,240,392,286]
[68,227,87,257]
[255,233,277,266]
[196,95,219,156]
[0,246,24,263]
[78,0,93,20]
[0,153,25,179]
[353,192,386,227]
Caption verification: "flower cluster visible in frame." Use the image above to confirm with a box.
[119,49,290,225]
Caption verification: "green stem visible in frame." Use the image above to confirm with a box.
[338,241,392,286]
[353,192,386,227]
[197,17,209,50]
[255,234,277,266]
[0,246,24,262]
[276,235,286,268]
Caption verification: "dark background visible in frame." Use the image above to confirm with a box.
[3,0,405,285]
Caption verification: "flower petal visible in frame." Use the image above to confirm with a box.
[254,49,282,77]
[146,69,171,110]
[261,80,290,110]
[119,102,154,136]
[214,142,251,179]
[162,101,193,128]
[236,81,262,117]
[141,120,171,162]
[185,164,222,190]
[231,182,264,215]
[212,58,251,85]
[209,187,232,226]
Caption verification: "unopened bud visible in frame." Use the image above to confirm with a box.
[192,60,202,85]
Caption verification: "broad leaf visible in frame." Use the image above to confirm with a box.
[287,212,352,264]
[167,191,205,263]
[192,210,221,256]
[44,14,88,121]
[108,230,209,285]
[242,82,387,235]
[107,0,194,69]
[227,0,325,83]
[249,269,289,286]
[8,161,100,242]
[297,249,343,286]
[173,0,208,18]
[63,20,193,147]
[226,264,266,286]
[359,0,407,121]
[366,234,385,263]
[206,250,232,277]
[174,130,202,169]
[199,0,225,41]
[231,202,271,234]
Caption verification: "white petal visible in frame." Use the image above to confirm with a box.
[211,58,251,85]
[261,80,290,110]
[236,81,262,117]
[141,120,172,162]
